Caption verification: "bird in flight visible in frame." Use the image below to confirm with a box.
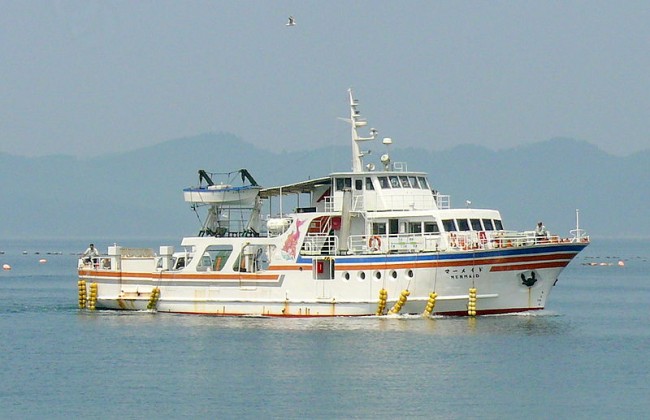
[286,16,296,26]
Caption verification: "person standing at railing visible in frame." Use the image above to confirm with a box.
[82,243,99,265]
[535,222,549,242]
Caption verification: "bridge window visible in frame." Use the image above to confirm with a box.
[399,176,410,188]
[408,176,419,188]
[389,176,401,188]
[442,219,456,232]
[355,179,363,190]
[365,177,375,190]
[335,177,352,191]
[470,219,482,231]
[457,219,470,231]
[378,176,390,189]
[418,177,430,189]
[482,219,495,230]
[494,219,504,230]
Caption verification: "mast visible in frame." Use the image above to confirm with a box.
[346,89,378,173]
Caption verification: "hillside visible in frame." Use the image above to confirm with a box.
[1,134,647,240]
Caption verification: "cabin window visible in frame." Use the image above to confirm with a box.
[494,219,504,230]
[424,222,440,233]
[442,219,456,232]
[355,179,363,191]
[408,176,419,189]
[389,219,399,235]
[482,219,495,230]
[418,177,430,189]
[399,176,410,188]
[173,256,186,270]
[409,222,422,234]
[378,176,390,189]
[197,245,233,271]
[457,219,470,231]
[335,177,352,191]
[372,223,387,235]
[365,177,375,190]
[470,219,482,231]
[389,176,401,188]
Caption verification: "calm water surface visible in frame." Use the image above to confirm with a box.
[1,238,648,419]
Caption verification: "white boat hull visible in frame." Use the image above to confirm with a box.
[79,242,586,317]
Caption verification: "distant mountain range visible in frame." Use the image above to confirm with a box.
[1,133,648,240]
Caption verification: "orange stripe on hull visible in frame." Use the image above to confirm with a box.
[489,261,570,272]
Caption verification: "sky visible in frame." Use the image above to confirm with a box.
[2,1,649,158]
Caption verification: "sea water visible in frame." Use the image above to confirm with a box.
[1,238,648,419]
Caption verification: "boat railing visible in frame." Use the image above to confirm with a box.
[78,255,113,270]
[301,233,339,256]
[347,232,443,254]
[435,194,451,209]
[445,230,569,251]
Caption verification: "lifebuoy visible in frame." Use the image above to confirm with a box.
[368,236,382,251]
[449,233,457,248]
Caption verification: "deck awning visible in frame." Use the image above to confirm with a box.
[259,176,331,199]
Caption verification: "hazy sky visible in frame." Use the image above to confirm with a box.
[2,1,649,158]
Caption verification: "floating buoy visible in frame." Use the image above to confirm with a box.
[39,259,47,264]
[617,260,625,267]
[2,264,11,271]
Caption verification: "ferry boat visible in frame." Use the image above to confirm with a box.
[77,90,590,316]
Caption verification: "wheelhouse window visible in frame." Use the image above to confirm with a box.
[470,219,482,231]
[365,177,375,190]
[418,177,430,189]
[399,176,410,188]
[482,219,495,230]
[378,176,390,189]
[408,176,419,188]
[335,177,352,191]
[442,219,456,232]
[389,176,401,188]
[457,219,470,231]
[355,179,363,191]
[494,219,504,230]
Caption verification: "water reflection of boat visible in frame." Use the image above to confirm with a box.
[77,89,589,317]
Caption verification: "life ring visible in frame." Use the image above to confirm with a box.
[449,233,457,248]
[368,236,382,251]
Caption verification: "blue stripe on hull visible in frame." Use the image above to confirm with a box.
[296,243,588,264]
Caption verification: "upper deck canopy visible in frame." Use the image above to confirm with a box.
[260,176,331,199]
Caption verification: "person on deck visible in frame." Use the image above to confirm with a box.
[535,222,549,242]
[82,243,99,265]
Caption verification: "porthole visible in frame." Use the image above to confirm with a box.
[358,271,366,281]
[343,272,350,281]
[406,269,414,278]
[374,271,382,280]
[390,270,398,279]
